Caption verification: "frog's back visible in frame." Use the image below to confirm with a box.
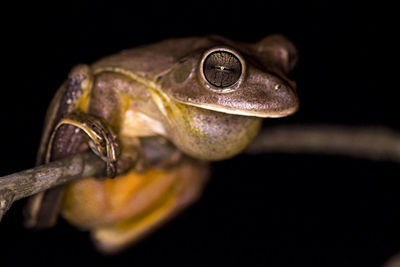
[91,36,229,79]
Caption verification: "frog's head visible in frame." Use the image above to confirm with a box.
[160,34,299,118]
[156,35,299,160]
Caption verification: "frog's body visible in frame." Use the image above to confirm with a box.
[24,35,299,253]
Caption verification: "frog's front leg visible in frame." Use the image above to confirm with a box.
[24,65,124,228]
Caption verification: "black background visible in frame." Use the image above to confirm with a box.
[0,1,398,267]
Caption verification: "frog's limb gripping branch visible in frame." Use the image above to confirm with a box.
[247,125,400,163]
[0,151,106,222]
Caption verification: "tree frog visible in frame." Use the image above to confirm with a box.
[24,35,299,254]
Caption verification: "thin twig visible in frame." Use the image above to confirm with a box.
[246,125,400,163]
[0,151,106,221]
[1,125,399,222]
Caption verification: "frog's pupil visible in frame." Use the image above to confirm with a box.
[203,51,242,88]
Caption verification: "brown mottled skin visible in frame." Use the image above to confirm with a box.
[24,35,299,253]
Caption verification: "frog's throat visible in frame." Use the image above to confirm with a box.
[92,66,284,118]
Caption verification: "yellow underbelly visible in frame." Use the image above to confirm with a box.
[60,158,209,254]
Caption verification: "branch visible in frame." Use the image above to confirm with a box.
[1,124,399,222]
[246,125,400,163]
[0,151,106,221]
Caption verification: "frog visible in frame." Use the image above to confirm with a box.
[23,34,299,254]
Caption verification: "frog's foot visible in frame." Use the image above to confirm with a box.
[51,111,120,177]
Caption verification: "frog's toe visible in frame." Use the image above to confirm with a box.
[56,111,120,177]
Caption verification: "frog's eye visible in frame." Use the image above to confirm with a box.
[201,49,243,90]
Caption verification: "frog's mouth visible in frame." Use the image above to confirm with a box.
[179,101,299,118]
[150,82,298,120]
[164,76,299,119]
